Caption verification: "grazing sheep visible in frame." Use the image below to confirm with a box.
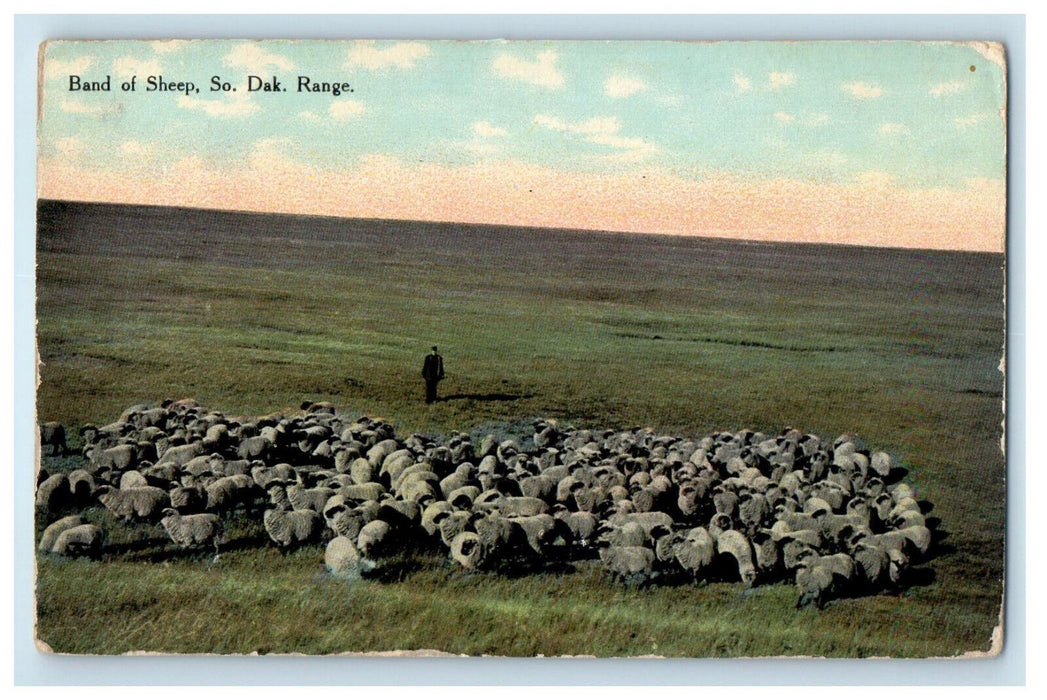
[325,536,363,578]
[436,510,473,548]
[510,514,561,558]
[716,530,757,586]
[119,470,149,490]
[156,441,205,467]
[96,485,170,520]
[598,545,657,582]
[286,484,336,513]
[205,475,256,515]
[169,484,208,514]
[450,531,485,571]
[795,562,835,609]
[38,515,85,552]
[263,507,325,548]
[51,524,103,557]
[159,509,225,555]
[357,519,395,559]
[673,527,716,578]
[35,473,71,513]
[40,422,69,456]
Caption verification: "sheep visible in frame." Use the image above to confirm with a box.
[35,473,71,513]
[96,485,170,520]
[435,510,473,548]
[325,503,370,541]
[420,501,454,537]
[38,515,85,552]
[450,531,485,571]
[238,435,274,462]
[205,475,256,515]
[509,514,562,558]
[40,422,69,456]
[169,484,208,513]
[286,484,336,513]
[51,524,103,557]
[67,469,98,504]
[263,506,325,548]
[356,519,395,559]
[338,482,387,501]
[119,470,149,490]
[156,441,205,467]
[159,509,225,555]
[325,536,364,578]
[598,545,657,583]
[250,462,295,490]
[795,562,835,609]
[795,552,856,608]
[673,527,716,578]
[716,529,757,586]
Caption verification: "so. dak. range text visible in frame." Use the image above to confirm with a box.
[67,74,354,97]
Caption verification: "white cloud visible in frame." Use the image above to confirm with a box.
[879,122,909,135]
[733,74,752,93]
[473,121,508,138]
[119,140,155,158]
[223,43,294,73]
[533,114,618,136]
[298,110,321,122]
[112,56,162,79]
[177,93,259,118]
[955,113,987,130]
[329,100,365,121]
[589,134,655,151]
[843,81,885,99]
[347,41,431,70]
[59,99,121,117]
[769,72,795,89]
[492,50,564,89]
[533,113,656,156]
[774,112,794,123]
[44,56,94,81]
[930,80,967,98]
[605,74,646,98]
[151,40,188,54]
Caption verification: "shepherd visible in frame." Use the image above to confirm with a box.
[422,345,445,404]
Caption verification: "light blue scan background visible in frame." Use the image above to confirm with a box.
[13,12,1026,686]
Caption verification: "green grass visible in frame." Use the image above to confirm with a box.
[34,200,1005,656]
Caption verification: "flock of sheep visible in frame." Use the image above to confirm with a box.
[37,399,936,609]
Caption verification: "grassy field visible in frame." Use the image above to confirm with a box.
[34,199,1006,657]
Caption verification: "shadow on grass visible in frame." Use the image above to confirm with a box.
[436,392,534,403]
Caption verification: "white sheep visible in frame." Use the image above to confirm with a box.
[96,485,170,520]
[160,508,225,555]
[38,515,84,552]
[51,524,103,557]
[263,507,325,548]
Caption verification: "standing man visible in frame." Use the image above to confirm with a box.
[422,345,445,404]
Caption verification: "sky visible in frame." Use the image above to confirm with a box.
[37,40,1007,251]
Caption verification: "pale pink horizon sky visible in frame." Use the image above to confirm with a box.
[38,154,1006,253]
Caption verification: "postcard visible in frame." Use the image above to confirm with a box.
[34,39,1006,657]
